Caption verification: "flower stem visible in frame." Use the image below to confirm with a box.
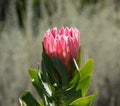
[55,88,63,106]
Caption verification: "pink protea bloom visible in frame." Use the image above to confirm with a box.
[43,27,80,75]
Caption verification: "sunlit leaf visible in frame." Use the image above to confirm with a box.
[77,76,91,96]
[29,68,44,98]
[79,59,94,80]
[70,92,98,106]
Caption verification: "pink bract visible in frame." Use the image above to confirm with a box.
[43,27,80,74]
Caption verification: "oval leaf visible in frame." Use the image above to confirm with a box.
[70,92,98,106]
[76,76,91,96]
[79,59,94,80]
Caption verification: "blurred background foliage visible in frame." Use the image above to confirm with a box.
[0,0,120,106]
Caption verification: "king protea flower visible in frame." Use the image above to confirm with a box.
[43,27,80,75]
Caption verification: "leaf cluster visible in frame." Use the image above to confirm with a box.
[19,51,97,106]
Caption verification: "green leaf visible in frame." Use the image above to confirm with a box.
[70,60,77,74]
[29,68,55,105]
[42,52,60,85]
[29,69,44,98]
[76,76,91,96]
[68,71,80,89]
[39,99,44,106]
[77,47,82,68]
[21,91,40,106]
[62,87,82,105]
[29,68,51,105]
[70,92,98,106]
[52,56,70,86]
[41,60,53,85]
[79,59,94,80]
[75,59,94,96]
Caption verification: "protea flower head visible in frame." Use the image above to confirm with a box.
[43,27,80,75]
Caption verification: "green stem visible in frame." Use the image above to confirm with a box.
[55,87,63,106]
[56,96,62,106]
